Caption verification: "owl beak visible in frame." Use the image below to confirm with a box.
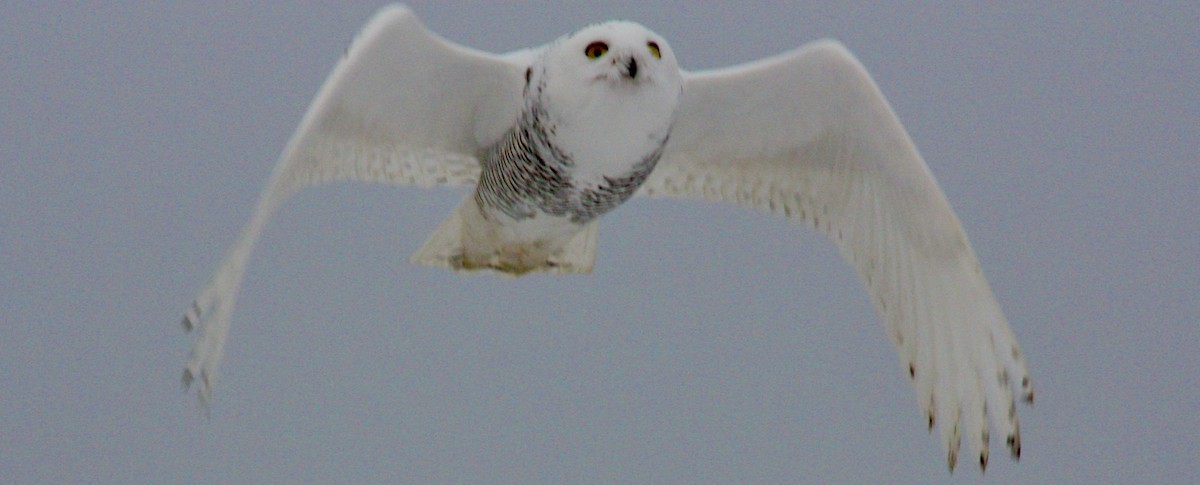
[598,54,646,85]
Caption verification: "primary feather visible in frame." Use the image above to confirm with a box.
[181,4,1032,472]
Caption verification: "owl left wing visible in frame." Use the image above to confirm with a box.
[181,5,527,407]
[266,6,528,196]
[639,40,1032,471]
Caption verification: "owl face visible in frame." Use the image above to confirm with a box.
[528,20,683,138]
[537,21,682,94]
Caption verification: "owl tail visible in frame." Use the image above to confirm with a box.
[409,196,599,276]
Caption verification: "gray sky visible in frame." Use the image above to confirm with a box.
[3,2,1197,483]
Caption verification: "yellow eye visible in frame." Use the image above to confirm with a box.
[584,41,608,59]
[647,41,661,59]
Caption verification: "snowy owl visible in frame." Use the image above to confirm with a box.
[181,5,1033,472]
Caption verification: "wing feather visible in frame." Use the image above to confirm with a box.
[640,40,1033,470]
[181,5,525,405]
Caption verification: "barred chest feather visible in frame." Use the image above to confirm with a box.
[474,95,672,226]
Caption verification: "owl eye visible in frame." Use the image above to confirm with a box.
[647,41,661,59]
[584,41,608,59]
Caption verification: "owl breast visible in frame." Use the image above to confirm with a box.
[474,90,673,226]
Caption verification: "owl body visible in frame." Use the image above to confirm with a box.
[422,21,682,274]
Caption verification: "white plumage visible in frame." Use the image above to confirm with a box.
[182,4,1033,472]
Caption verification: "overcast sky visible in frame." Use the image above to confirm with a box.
[3,2,1197,483]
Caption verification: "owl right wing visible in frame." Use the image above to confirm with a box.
[181,5,528,407]
[641,40,1032,471]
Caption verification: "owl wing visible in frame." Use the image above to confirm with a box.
[181,5,527,407]
[640,40,1033,471]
